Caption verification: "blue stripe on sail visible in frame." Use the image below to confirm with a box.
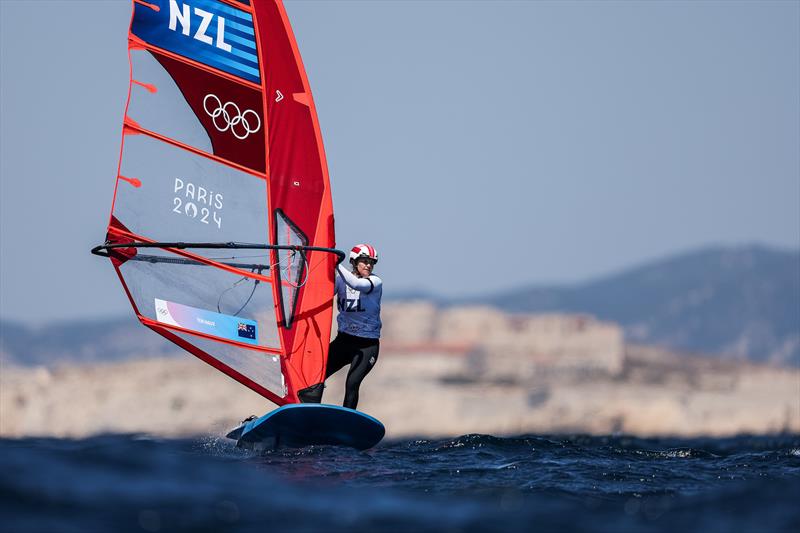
[224,26,256,43]
[213,55,260,77]
[227,46,258,63]
[132,0,260,83]
[224,31,256,50]
[200,47,258,70]
[193,0,252,20]
[212,4,253,23]
[207,22,256,60]
[200,46,258,72]
[225,32,256,50]
[225,19,255,36]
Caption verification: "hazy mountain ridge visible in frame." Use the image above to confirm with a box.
[0,317,179,367]
[467,245,800,365]
[2,245,797,367]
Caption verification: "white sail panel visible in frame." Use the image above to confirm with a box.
[119,247,281,349]
[115,135,269,249]
[171,331,286,397]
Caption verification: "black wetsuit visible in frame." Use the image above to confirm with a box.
[326,332,380,409]
[297,264,382,408]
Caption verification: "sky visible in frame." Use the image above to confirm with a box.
[1,0,798,324]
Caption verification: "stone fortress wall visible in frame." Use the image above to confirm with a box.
[2,303,797,439]
[380,302,624,377]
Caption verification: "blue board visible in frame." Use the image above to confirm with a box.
[226,404,385,451]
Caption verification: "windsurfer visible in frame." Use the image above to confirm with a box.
[303,244,382,409]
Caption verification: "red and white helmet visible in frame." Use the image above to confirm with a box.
[350,243,378,263]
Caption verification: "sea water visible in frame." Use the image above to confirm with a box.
[1,434,798,532]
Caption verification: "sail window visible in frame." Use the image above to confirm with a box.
[119,246,280,349]
[171,331,285,398]
[274,210,308,328]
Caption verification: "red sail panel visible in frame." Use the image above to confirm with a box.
[100,0,336,406]
[254,1,336,400]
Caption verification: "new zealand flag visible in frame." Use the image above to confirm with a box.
[237,323,256,340]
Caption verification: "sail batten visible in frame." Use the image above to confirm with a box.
[128,40,264,91]
[96,0,338,405]
[139,317,284,354]
[119,122,268,180]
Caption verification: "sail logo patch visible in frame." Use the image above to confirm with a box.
[203,94,261,140]
[237,323,256,339]
[168,0,232,52]
[173,177,223,228]
[132,0,260,83]
[155,299,259,345]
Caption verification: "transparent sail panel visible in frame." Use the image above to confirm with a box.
[171,331,285,398]
[119,247,280,349]
[127,49,214,154]
[127,49,267,173]
[275,210,308,327]
[115,134,269,253]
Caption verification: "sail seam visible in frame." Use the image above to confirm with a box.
[128,38,262,92]
[149,324,288,404]
[123,120,267,180]
[217,0,253,14]
[140,316,283,353]
[106,227,276,283]
[250,0,291,396]
[133,0,160,12]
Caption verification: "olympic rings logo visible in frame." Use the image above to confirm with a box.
[202,94,261,140]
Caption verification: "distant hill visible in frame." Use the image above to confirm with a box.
[0,317,179,367]
[469,245,799,366]
[3,245,797,367]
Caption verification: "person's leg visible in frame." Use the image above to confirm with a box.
[325,334,351,379]
[300,334,350,403]
[342,343,379,409]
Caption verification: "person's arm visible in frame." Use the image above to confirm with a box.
[336,263,381,294]
[334,271,342,295]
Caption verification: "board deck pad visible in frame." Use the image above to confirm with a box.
[227,404,385,450]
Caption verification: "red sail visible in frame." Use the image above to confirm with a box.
[100,0,336,405]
